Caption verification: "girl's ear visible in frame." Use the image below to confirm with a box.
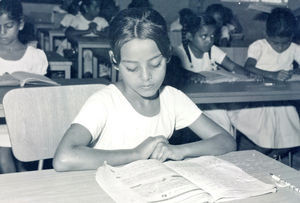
[109,50,119,70]
[19,18,25,31]
[185,32,193,41]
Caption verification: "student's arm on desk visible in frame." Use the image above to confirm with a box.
[53,124,168,171]
[151,114,236,162]
[245,57,292,81]
[220,56,250,76]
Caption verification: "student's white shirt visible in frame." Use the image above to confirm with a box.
[248,39,300,71]
[0,46,48,75]
[60,13,76,28]
[73,84,202,150]
[68,13,109,33]
[175,44,226,72]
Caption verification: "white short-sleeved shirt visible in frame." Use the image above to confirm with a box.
[73,84,202,150]
[0,46,48,75]
[247,39,300,71]
[60,14,76,28]
[69,13,109,33]
[175,44,226,72]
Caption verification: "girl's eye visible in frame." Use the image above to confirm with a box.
[200,35,207,40]
[126,66,138,72]
[150,61,162,68]
[5,23,14,29]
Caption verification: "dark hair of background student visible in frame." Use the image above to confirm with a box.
[266,7,297,38]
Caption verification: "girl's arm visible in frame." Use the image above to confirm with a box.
[245,58,292,81]
[151,114,236,162]
[53,124,167,171]
[220,56,250,76]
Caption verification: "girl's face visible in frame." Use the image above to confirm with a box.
[266,36,292,53]
[85,0,100,18]
[0,13,23,46]
[118,38,166,99]
[189,25,215,53]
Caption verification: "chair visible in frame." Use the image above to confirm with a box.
[3,84,107,170]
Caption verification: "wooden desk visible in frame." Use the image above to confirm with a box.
[182,81,300,104]
[0,150,299,202]
[38,28,66,52]
[75,37,110,79]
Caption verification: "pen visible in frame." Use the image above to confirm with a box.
[270,173,300,193]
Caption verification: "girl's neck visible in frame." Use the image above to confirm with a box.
[1,39,24,51]
[188,43,204,58]
[116,82,160,117]
[83,13,95,21]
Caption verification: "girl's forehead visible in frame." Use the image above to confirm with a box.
[197,25,215,34]
[0,13,14,22]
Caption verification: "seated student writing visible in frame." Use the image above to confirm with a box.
[230,8,300,150]
[0,0,48,173]
[173,14,249,84]
[53,8,236,171]
[170,14,251,137]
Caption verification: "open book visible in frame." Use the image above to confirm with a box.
[0,71,59,87]
[96,156,276,203]
[199,70,255,84]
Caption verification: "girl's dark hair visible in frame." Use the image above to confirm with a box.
[266,7,297,38]
[0,0,23,23]
[109,8,171,65]
[183,14,216,62]
[128,0,152,9]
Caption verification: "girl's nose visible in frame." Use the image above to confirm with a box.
[140,66,152,81]
[0,27,6,35]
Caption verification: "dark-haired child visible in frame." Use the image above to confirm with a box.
[231,8,300,149]
[0,0,48,173]
[53,8,236,171]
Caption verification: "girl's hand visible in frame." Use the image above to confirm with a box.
[150,143,184,162]
[134,136,168,160]
[274,70,292,81]
[190,74,206,84]
[88,22,97,32]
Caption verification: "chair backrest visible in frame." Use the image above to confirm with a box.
[3,84,107,163]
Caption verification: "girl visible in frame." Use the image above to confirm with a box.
[206,4,243,47]
[171,14,249,136]
[230,8,300,149]
[63,0,109,78]
[0,0,48,173]
[53,8,236,171]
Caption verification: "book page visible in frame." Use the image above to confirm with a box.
[96,159,212,203]
[200,70,254,84]
[11,71,59,87]
[165,156,276,202]
[0,73,20,86]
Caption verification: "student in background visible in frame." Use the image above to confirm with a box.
[63,0,109,78]
[171,14,249,137]
[170,0,206,32]
[98,0,119,23]
[206,4,242,47]
[230,8,300,150]
[0,0,48,173]
[53,8,236,171]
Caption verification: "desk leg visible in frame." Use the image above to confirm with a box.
[78,46,83,78]
[40,32,44,50]
[49,33,53,52]
[93,56,98,78]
